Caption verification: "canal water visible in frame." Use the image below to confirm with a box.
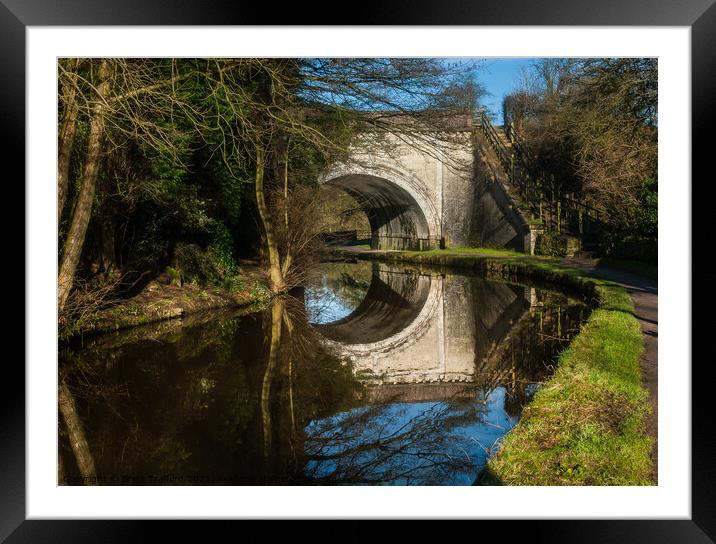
[59,260,589,486]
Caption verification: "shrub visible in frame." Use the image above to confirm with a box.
[172,222,239,287]
[599,232,657,265]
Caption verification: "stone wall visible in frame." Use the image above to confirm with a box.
[468,133,533,252]
[321,130,535,253]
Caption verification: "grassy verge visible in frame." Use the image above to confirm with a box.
[410,246,531,258]
[351,248,654,486]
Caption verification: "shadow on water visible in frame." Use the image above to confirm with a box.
[59,261,589,486]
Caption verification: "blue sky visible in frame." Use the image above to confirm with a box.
[473,58,537,121]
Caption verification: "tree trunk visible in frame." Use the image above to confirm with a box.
[58,448,66,485]
[58,380,97,485]
[280,139,293,278]
[57,59,81,223]
[254,143,286,294]
[261,297,284,476]
[283,142,289,230]
[58,59,111,314]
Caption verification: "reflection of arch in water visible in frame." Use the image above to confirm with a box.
[315,265,540,386]
[317,263,442,359]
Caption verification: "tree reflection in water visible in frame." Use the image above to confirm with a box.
[58,262,588,486]
[303,389,516,485]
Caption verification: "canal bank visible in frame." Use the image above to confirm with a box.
[59,272,271,342]
[340,247,656,486]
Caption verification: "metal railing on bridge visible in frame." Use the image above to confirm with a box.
[476,109,609,240]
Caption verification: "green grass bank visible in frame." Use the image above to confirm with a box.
[352,248,654,486]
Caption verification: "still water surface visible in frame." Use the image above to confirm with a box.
[59,260,588,485]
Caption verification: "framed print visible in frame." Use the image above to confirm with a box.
[6,0,714,539]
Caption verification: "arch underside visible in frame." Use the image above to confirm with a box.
[325,174,439,251]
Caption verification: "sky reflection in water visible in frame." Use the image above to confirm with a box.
[59,260,586,486]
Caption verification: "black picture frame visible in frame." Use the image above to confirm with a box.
[6,0,714,539]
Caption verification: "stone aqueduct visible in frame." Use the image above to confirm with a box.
[318,118,535,253]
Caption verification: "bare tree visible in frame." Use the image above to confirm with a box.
[58,59,113,313]
[57,58,481,305]
[502,58,657,228]
[57,58,205,312]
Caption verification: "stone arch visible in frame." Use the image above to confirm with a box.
[319,161,441,250]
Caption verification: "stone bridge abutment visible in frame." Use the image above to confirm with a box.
[318,127,534,253]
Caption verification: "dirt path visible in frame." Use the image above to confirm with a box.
[559,258,658,483]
